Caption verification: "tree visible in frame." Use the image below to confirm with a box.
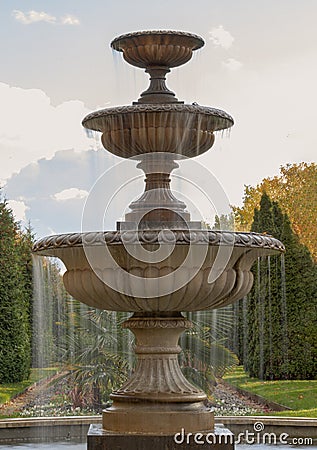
[233,163,317,261]
[243,193,317,380]
[212,213,235,231]
[0,198,32,382]
[18,224,34,353]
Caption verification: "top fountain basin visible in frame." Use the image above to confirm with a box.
[111,30,204,69]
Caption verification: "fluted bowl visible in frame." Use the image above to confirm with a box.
[111,30,204,69]
[82,104,233,158]
[33,230,284,313]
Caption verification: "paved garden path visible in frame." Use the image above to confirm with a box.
[0,372,63,417]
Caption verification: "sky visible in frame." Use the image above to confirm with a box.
[0,0,316,238]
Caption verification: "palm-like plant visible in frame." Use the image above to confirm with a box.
[60,308,132,410]
[57,305,237,409]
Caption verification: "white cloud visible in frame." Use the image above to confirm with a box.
[12,10,80,26]
[7,199,29,222]
[12,10,56,25]
[222,58,243,71]
[53,188,89,201]
[61,15,80,26]
[0,82,93,181]
[209,25,234,49]
[4,148,115,237]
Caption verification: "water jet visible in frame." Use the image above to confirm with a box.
[32,30,285,449]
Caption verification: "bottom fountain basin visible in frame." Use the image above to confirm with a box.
[32,230,284,312]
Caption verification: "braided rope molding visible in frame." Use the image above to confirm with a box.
[32,230,285,253]
[82,104,234,130]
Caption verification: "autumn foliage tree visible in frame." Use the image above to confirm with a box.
[233,163,317,261]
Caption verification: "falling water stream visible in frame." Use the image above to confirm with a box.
[280,254,289,372]
[239,255,289,380]
[242,295,248,367]
[31,255,134,419]
[267,256,273,376]
[32,255,79,373]
[182,253,289,386]
[258,257,265,380]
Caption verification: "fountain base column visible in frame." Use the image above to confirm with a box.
[102,314,214,434]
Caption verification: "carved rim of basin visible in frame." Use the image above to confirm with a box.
[33,229,285,252]
[33,230,285,313]
[82,104,234,158]
[110,30,204,69]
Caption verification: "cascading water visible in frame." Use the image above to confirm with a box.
[32,256,75,371]
[257,257,265,380]
[32,256,134,419]
[242,295,248,366]
[280,254,289,375]
[238,253,289,381]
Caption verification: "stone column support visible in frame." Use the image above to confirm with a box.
[136,66,182,104]
[102,314,214,434]
[125,154,190,225]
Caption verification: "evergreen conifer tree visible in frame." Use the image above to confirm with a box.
[0,198,32,382]
[244,193,317,379]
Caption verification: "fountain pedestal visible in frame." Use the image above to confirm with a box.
[103,315,212,434]
[87,315,234,449]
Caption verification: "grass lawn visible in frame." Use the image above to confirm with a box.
[224,366,317,418]
[0,368,57,406]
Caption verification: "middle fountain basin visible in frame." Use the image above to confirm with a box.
[82,104,233,158]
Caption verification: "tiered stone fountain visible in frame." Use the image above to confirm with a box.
[33,31,284,449]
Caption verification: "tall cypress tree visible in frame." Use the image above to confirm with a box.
[0,198,32,382]
[245,193,317,379]
[279,213,317,379]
